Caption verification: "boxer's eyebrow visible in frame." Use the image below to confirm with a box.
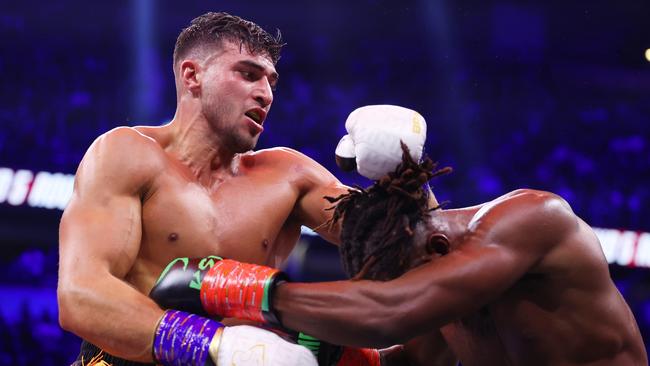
[236,60,279,86]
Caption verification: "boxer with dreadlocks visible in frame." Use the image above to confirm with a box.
[324,142,451,282]
[195,143,647,365]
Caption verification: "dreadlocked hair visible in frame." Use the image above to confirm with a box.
[325,142,452,281]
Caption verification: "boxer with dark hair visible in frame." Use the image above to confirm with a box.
[173,12,284,67]
[192,145,647,365]
[57,10,428,366]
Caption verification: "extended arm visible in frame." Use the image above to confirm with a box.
[275,191,575,348]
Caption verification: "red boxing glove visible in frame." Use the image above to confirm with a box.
[200,259,287,326]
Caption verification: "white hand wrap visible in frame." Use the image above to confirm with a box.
[211,325,318,366]
[336,105,427,180]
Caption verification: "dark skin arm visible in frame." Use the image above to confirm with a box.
[274,191,573,348]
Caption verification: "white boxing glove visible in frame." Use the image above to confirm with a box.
[335,105,427,180]
[211,325,318,366]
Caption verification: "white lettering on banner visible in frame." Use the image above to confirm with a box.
[0,167,13,202]
[616,230,638,267]
[27,171,51,208]
[28,172,75,210]
[635,233,650,268]
[7,170,33,206]
[594,228,650,269]
[0,167,75,210]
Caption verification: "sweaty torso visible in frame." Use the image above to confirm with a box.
[124,127,308,294]
[438,199,646,365]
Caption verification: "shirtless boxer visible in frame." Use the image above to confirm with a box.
[187,146,647,365]
[57,11,428,365]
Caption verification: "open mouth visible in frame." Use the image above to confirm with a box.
[245,109,265,125]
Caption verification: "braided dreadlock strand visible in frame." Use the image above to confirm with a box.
[326,142,452,281]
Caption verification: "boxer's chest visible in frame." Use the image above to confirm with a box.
[441,276,558,365]
[132,164,302,289]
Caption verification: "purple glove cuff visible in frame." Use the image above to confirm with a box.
[153,310,224,366]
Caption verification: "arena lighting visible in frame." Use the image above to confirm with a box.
[0,166,647,269]
[645,49,650,63]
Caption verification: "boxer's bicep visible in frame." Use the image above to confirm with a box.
[58,197,161,361]
[59,191,142,281]
[291,153,349,244]
[59,128,156,281]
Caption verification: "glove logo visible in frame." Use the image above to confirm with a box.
[190,255,222,290]
[231,344,265,365]
[155,257,189,286]
[154,255,222,290]
[412,113,423,134]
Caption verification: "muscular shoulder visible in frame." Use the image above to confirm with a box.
[96,126,163,151]
[251,147,339,187]
[252,147,317,166]
[471,189,578,252]
[76,127,167,196]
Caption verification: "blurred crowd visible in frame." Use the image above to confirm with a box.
[2,34,648,230]
[0,2,649,362]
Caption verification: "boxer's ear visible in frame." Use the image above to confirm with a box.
[426,233,450,256]
[180,60,201,95]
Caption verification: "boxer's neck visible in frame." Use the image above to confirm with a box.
[164,116,239,186]
[428,209,474,250]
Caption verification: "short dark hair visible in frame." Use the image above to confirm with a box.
[173,12,284,66]
[326,143,451,281]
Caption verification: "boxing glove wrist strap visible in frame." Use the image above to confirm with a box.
[336,347,381,366]
[153,310,224,366]
[200,259,286,326]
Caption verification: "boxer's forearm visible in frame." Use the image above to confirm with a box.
[58,274,162,362]
[274,280,412,349]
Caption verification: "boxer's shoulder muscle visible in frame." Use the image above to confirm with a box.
[77,127,166,196]
[252,146,323,170]
[250,147,346,242]
[251,146,340,190]
[463,189,578,267]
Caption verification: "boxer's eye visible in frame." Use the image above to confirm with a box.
[240,70,258,81]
